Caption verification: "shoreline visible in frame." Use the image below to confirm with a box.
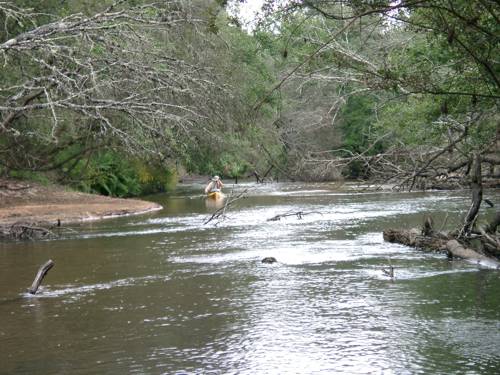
[75,205,163,223]
[0,178,162,227]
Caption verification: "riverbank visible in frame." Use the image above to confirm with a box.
[0,178,162,227]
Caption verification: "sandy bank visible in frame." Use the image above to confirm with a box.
[0,179,162,226]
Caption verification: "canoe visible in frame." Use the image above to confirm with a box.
[206,191,224,200]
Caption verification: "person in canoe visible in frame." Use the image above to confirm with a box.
[204,175,224,198]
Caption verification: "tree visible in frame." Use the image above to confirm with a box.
[255,0,498,186]
[0,0,282,187]
[0,1,218,169]
[254,0,499,257]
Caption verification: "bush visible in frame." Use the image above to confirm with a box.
[133,160,177,195]
[7,170,51,185]
[65,152,175,197]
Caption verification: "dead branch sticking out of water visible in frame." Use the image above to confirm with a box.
[28,260,54,294]
[267,211,322,221]
[204,189,248,225]
[382,265,394,278]
[249,165,274,183]
[0,222,55,240]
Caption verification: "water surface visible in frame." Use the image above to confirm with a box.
[1,182,499,374]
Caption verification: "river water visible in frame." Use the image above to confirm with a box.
[1,182,499,374]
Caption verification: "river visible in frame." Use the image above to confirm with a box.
[1,182,499,374]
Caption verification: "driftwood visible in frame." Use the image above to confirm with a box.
[267,210,322,222]
[383,228,448,251]
[28,260,54,294]
[446,240,500,268]
[204,189,248,225]
[0,222,55,240]
[382,265,394,278]
[0,220,76,241]
[262,165,274,181]
[0,181,30,191]
[478,226,500,257]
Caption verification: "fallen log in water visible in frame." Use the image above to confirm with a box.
[28,260,54,294]
[446,240,500,268]
[382,228,448,251]
[383,228,500,268]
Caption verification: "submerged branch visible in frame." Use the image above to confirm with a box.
[267,210,322,222]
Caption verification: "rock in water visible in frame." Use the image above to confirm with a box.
[261,257,277,264]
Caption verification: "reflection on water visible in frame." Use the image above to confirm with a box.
[204,195,226,210]
[0,182,499,374]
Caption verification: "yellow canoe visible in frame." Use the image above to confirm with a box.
[206,191,224,200]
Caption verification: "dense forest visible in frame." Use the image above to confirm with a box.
[0,0,498,196]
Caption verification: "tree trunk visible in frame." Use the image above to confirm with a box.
[446,240,499,268]
[383,227,499,268]
[383,228,448,251]
[460,153,483,237]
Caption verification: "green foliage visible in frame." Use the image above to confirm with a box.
[375,95,443,146]
[408,0,499,92]
[180,122,268,179]
[219,152,250,178]
[0,0,284,189]
[183,143,250,179]
[340,95,382,154]
[70,152,141,197]
[265,0,498,181]
[132,160,177,194]
[64,152,175,197]
[338,95,386,179]
[5,0,496,189]
[8,170,51,185]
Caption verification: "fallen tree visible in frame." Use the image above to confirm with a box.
[384,212,499,269]
[383,154,499,268]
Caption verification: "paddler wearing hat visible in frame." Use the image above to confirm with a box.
[204,175,224,194]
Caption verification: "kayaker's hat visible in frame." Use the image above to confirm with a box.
[212,175,220,181]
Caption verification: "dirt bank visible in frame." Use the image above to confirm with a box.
[0,179,162,226]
